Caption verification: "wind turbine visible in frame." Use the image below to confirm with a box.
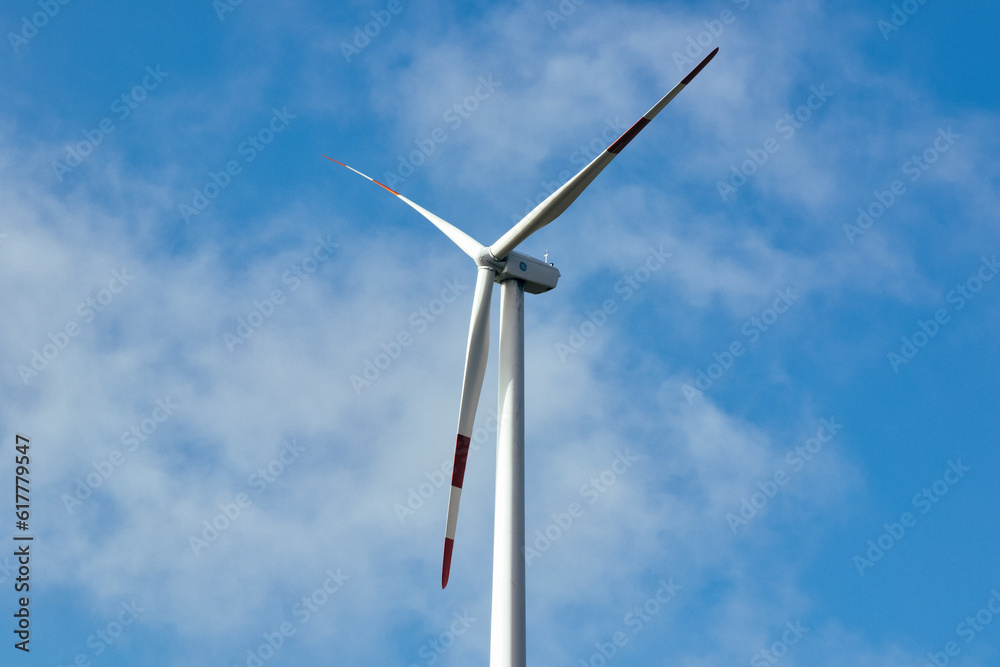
[327,46,717,666]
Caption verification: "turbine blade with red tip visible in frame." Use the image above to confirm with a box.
[323,156,483,260]
[489,47,718,260]
[442,265,495,588]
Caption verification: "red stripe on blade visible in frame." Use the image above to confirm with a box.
[681,47,719,85]
[607,117,650,154]
[450,434,472,488]
[370,178,400,196]
[442,538,455,588]
[322,155,401,195]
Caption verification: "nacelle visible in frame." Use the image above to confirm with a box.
[494,251,560,294]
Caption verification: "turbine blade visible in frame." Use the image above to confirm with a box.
[489,47,718,260]
[442,266,495,588]
[324,156,483,260]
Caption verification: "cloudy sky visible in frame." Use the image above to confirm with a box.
[2,0,998,665]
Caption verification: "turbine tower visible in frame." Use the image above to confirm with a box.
[327,46,717,666]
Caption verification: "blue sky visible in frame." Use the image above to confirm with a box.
[1,0,998,665]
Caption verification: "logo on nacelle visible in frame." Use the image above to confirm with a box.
[519,261,527,271]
